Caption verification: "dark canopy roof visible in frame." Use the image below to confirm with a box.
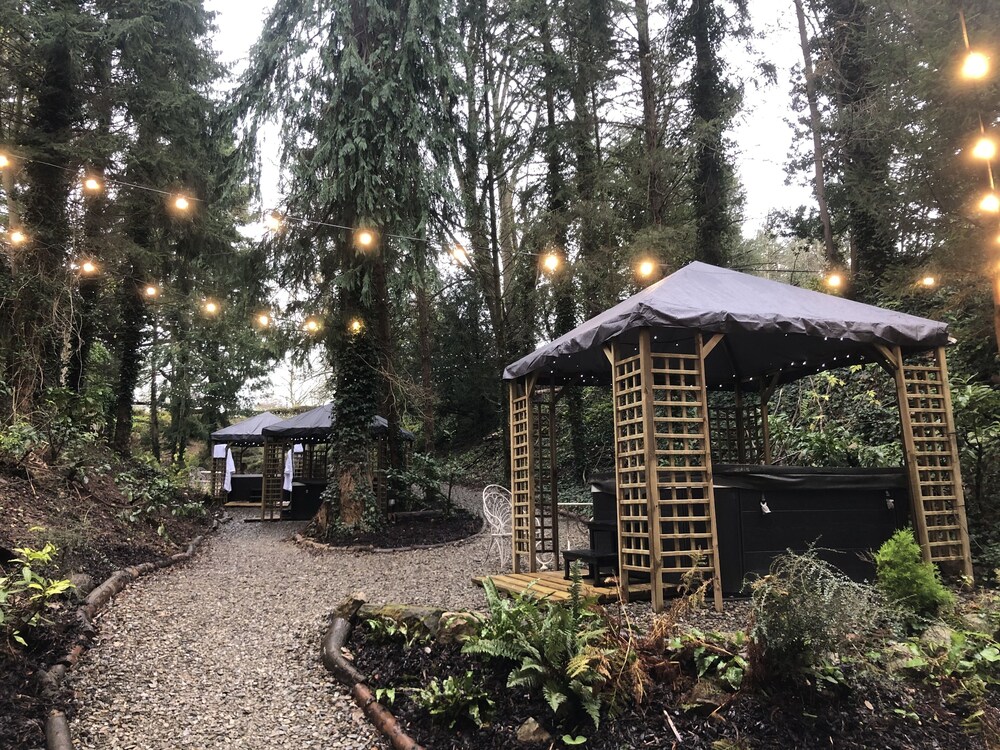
[504,261,950,389]
[261,403,415,442]
[210,411,283,446]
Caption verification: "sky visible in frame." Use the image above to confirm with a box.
[205,0,813,237]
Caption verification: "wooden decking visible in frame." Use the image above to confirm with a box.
[473,571,649,604]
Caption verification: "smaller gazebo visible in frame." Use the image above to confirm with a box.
[209,411,283,500]
[259,403,414,521]
[503,262,973,612]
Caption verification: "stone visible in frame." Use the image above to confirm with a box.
[681,678,728,715]
[357,603,443,637]
[68,572,96,600]
[919,623,956,655]
[437,612,480,644]
[516,717,552,744]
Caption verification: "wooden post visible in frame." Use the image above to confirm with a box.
[608,342,631,603]
[509,375,537,573]
[892,345,933,562]
[935,348,975,579]
[696,334,724,613]
[549,392,560,569]
[760,374,779,465]
[638,329,664,612]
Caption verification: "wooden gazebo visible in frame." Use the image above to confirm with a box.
[209,411,283,500]
[503,262,973,612]
[259,403,414,521]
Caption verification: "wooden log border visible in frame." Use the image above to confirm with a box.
[38,519,221,750]
[320,598,426,750]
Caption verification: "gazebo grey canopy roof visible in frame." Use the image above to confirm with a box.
[261,403,415,441]
[503,261,950,389]
[210,411,283,446]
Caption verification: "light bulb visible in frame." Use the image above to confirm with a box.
[84,177,102,192]
[980,192,1000,213]
[145,285,159,298]
[304,318,320,332]
[826,273,843,289]
[81,261,97,274]
[542,253,560,273]
[962,51,989,80]
[348,318,363,334]
[204,300,219,315]
[265,212,283,231]
[921,275,937,287]
[638,260,656,278]
[451,244,468,266]
[0,153,9,168]
[174,195,191,211]
[257,313,270,327]
[972,137,997,161]
[9,229,26,245]
[355,229,376,248]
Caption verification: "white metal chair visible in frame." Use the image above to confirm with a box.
[482,484,513,571]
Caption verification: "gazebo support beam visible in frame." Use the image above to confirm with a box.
[891,345,974,579]
[509,374,538,573]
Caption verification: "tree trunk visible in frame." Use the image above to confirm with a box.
[415,279,435,453]
[635,0,664,225]
[149,316,160,462]
[794,0,839,266]
[690,0,728,267]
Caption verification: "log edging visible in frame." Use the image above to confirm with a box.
[39,522,216,750]
[320,601,425,750]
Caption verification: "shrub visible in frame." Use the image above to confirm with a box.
[0,543,73,648]
[749,549,895,682]
[464,568,629,729]
[874,528,954,628]
[412,671,495,729]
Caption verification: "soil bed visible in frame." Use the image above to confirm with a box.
[320,508,482,548]
[350,624,997,750]
[0,455,216,749]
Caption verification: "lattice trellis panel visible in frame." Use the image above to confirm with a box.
[611,344,651,601]
[211,456,226,498]
[533,391,559,568]
[708,391,765,465]
[648,333,722,611]
[611,333,722,611]
[894,347,973,576]
[509,378,536,572]
[261,440,284,521]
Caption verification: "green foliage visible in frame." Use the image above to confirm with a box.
[0,543,73,648]
[115,457,207,523]
[464,569,625,729]
[412,671,495,729]
[0,421,41,466]
[768,368,902,468]
[363,615,429,649]
[951,381,1000,532]
[898,629,1000,697]
[875,529,954,628]
[386,452,463,513]
[669,629,748,691]
[749,549,895,681]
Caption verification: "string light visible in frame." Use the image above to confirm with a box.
[348,318,364,335]
[203,300,219,315]
[80,260,98,275]
[144,285,160,298]
[825,273,843,289]
[265,212,283,232]
[0,153,9,168]
[450,244,469,266]
[354,228,376,249]
[637,259,656,278]
[83,176,102,192]
[921,275,937,288]
[303,317,321,333]
[980,192,1000,213]
[542,252,560,273]
[173,195,191,212]
[962,50,990,80]
[256,313,271,328]
[9,229,26,245]
[972,136,998,160]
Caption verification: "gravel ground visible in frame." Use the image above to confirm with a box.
[67,487,590,749]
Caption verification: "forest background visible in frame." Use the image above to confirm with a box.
[1,0,1000,548]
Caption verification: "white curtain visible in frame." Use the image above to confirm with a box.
[223,448,236,493]
[283,449,294,492]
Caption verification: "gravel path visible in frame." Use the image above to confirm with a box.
[68,488,589,749]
